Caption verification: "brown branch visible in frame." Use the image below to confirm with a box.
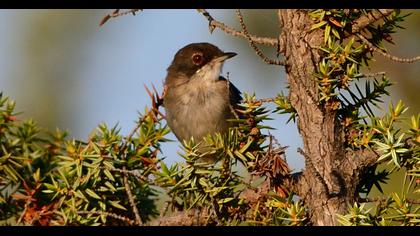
[286,149,378,197]
[351,9,396,34]
[117,117,143,225]
[361,72,386,78]
[77,210,136,225]
[235,9,285,66]
[120,125,141,157]
[144,84,166,120]
[99,9,142,26]
[159,202,170,218]
[118,110,159,225]
[116,87,163,226]
[346,148,379,168]
[197,9,281,48]
[16,200,31,225]
[115,85,166,225]
[243,95,286,105]
[357,33,420,63]
[106,167,148,182]
[122,173,141,225]
[254,97,277,103]
[359,197,420,205]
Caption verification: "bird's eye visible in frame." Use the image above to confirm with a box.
[192,53,204,65]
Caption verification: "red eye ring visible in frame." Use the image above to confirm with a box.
[192,53,204,65]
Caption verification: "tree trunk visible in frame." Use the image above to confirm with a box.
[279,9,376,226]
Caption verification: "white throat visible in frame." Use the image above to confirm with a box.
[193,61,224,82]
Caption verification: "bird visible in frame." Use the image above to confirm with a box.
[162,42,242,163]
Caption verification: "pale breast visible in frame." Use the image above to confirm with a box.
[164,79,232,143]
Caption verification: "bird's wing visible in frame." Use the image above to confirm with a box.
[218,76,242,105]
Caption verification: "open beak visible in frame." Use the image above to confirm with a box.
[214,52,237,62]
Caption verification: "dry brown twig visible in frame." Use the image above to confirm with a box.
[348,10,420,64]
[361,72,386,78]
[115,85,165,226]
[77,210,136,225]
[144,84,166,120]
[235,9,285,66]
[100,9,280,48]
[254,97,278,104]
[16,200,31,225]
[122,173,141,225]
[359,197,420,205]
[350,9,396,34]
[105,167,148,182]
[357,33,420,63]
[197,9,281,47]
[99,9,142,26]
[117,114,144,225]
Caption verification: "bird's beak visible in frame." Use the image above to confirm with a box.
[214,52,237,62]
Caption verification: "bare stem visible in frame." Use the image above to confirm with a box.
[77,210,136,225]
[235,9,285,66]
[351,9,396,34]
[358,33,420,63]
[99,9,142,26]
[359,197,420,205]
[16,200,31,225]
[106,167,148,182]
[361,72,386,78]
[197,9,280,47]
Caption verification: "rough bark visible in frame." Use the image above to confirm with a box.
[278,10,377,225]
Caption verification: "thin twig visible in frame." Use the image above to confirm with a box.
[361,72,386,78]
[254,97,278,104]
[197,9,280,47]
[105,167,148,182]
[118,118,143,224]
[235,9,285,66]
[117,102,158,226]
[359,197,420,205]
[99,9,142,26]
[122,173,141,225]
[118,114,148,225]
[16,200,31,225]
[160,202,170,218]
[144,84,166,120]
[77,210,136,225]
[357,33,420,63]
[350,9,396,34]
[116,85,166,225]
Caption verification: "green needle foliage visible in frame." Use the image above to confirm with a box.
[1,94,170,225]
[0,92,298,226]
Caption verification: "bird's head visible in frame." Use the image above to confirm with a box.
[167,42,237,81]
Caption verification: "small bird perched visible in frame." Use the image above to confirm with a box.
[163,42,242,162]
